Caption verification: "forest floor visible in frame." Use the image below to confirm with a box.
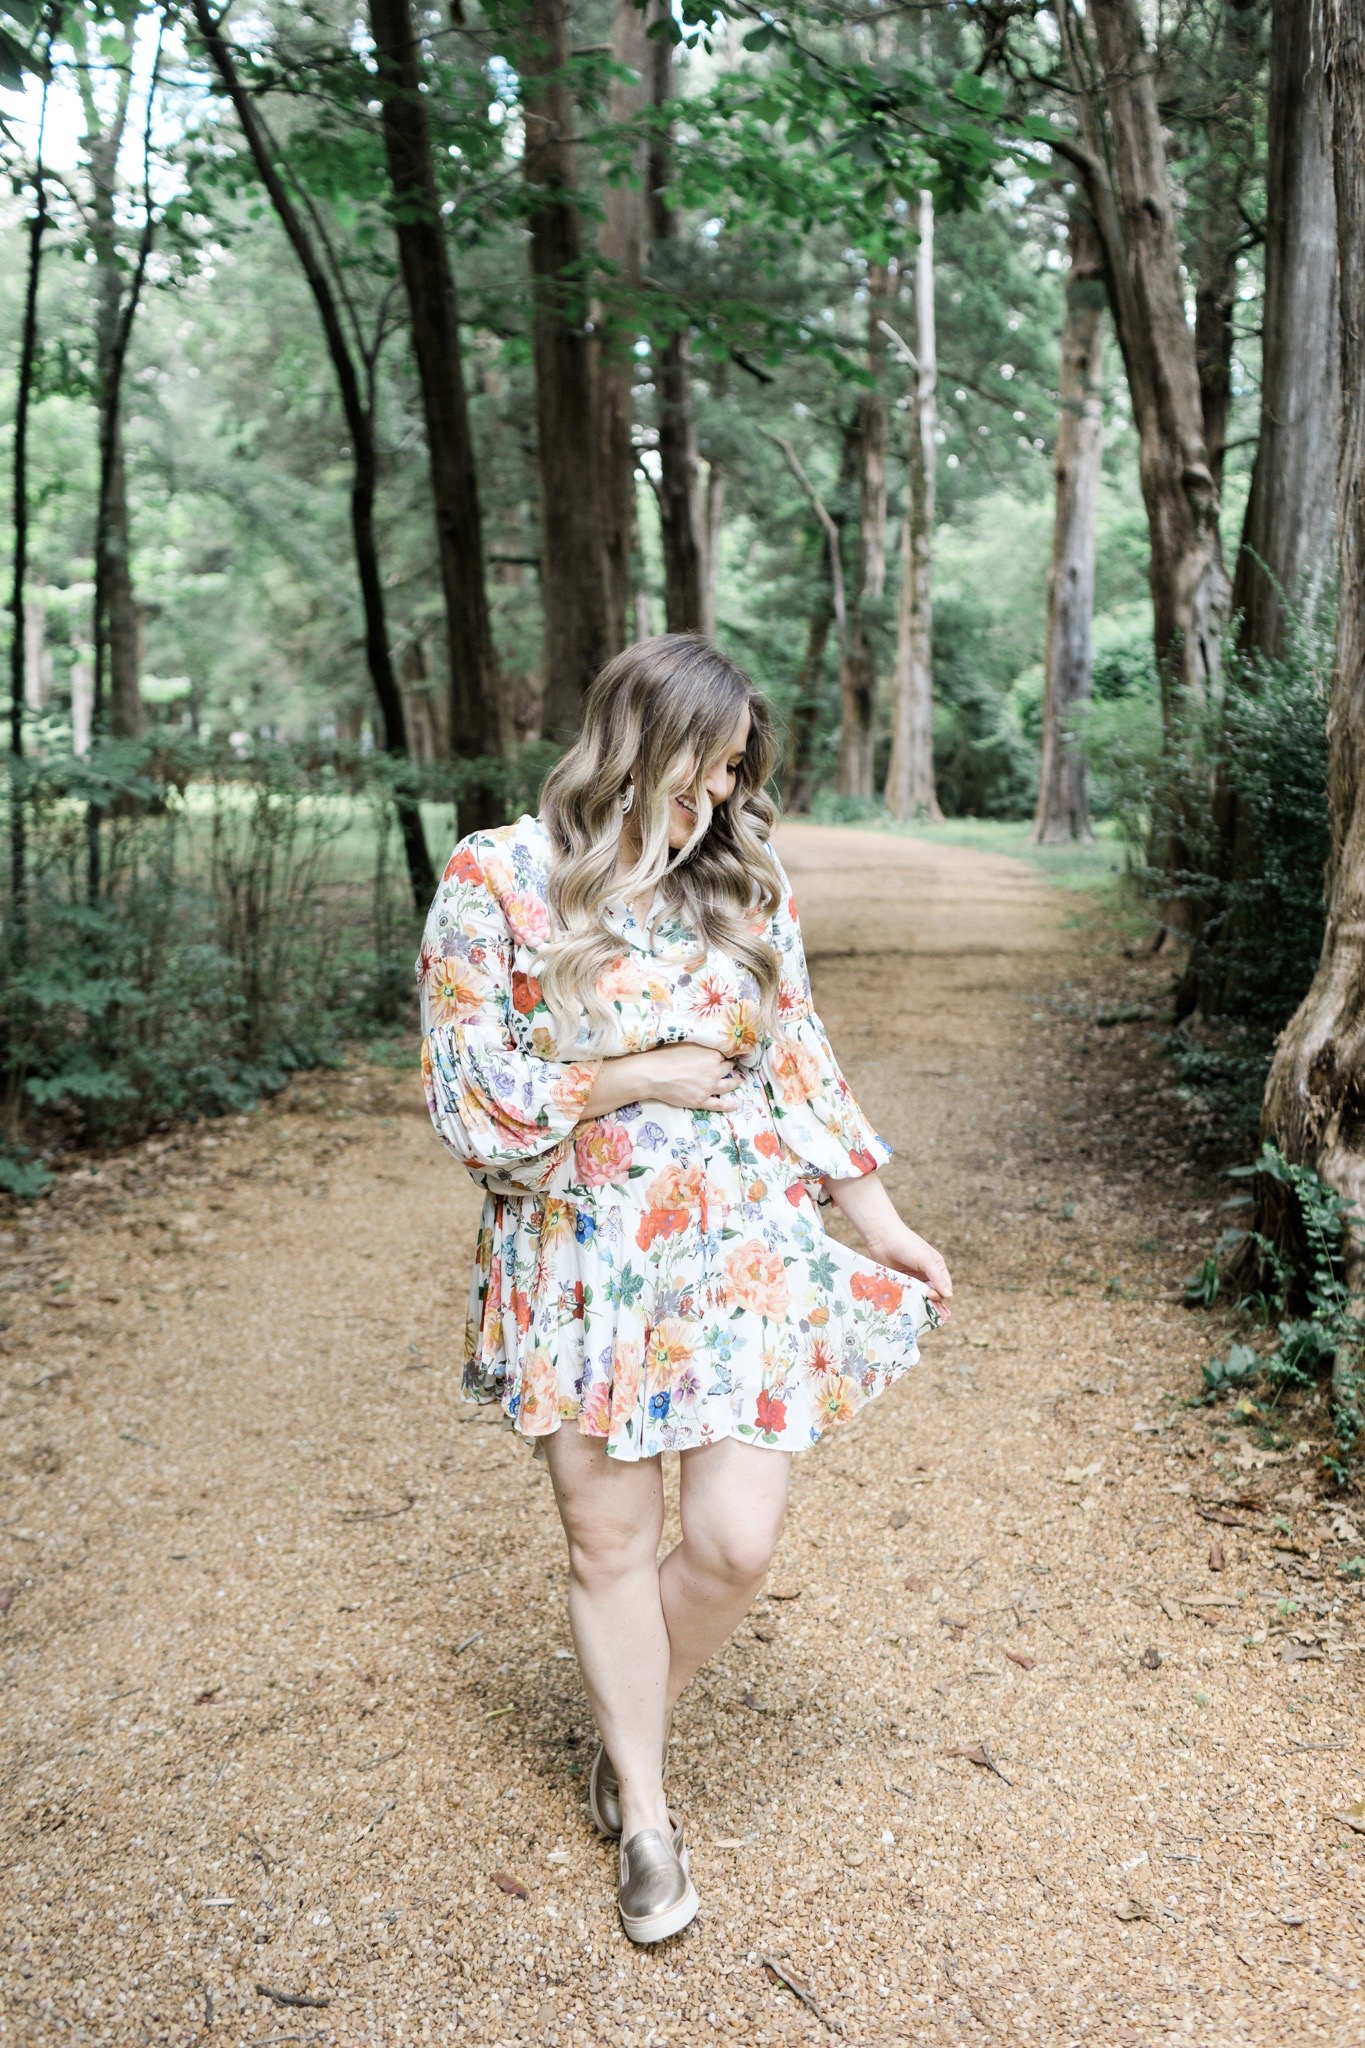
[4,822,1365,2048]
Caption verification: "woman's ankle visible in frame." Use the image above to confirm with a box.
[617,1783,673,1842]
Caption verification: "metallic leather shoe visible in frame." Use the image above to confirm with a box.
[617,1826,699,1945]
[588,1740,672,1839]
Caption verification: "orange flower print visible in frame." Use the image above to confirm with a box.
[510,1284,532,1335]
[574,1120,634,1186]
[645,1317,696,1381]
[784,1182,806,1208]
[518,1346,559,1432]
[747,1179,767,1202]
[776,981,803,1019]
[769,1037,822,1105]
[502,890,551,947]
[850,1270,904,1314]
[754,1387,787,1435]
[550,1062,598,1111]
[581,1378,612,1437]
[636,1164,706,1248]
[442,843,484,885]
[807,1335,835,1376]
[754,1129,782,1159]
[724,1239,790,1318]
[808,1303,830,1326]
[694,974,730,1016]
[425,952,485,1024]
[817,1376,858,1428]
[720,999,759,1057]
[608,1338,643,1433]
[511,969,543,1014]
[601,954,649,1001]
[848,1145,880,1174]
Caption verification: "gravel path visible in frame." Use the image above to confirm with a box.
[3,823,1363,2047]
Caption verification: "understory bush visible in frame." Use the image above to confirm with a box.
[0,738,536,1192]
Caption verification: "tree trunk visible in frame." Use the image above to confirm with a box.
[840,266,889,800]
[886,194,941,822]
[518,0,613,737]
[1258,0,1365,1444]
[73,9,143,743]
[784,574,833,814]
[1233,0,1340,658]
[8,53,52,956]
[370,0,499,803]
[597,0,651,652]
[1059,0,1230,722]
[701,463,726,639]
[648,30,705,633]
[1032,204,1106,846]
[193,0,435,908]
[1192,0,1263,500]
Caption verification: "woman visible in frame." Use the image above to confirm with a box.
[418,635,951,1945]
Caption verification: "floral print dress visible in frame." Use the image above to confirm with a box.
[418,814,938,1461]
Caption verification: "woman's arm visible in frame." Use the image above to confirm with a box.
[579,1043,742,1120]
[825,1169,953,1311]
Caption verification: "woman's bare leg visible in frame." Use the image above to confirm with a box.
[659,1438,792,1708]
[540,1430,673,1842]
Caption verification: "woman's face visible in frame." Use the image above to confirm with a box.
[667,705,751,850]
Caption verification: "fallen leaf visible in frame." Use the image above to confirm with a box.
[1159,1593,1183,1622]
[903,1573,924,1593]
[1208,1539,1225,1571]
[1139,1645,1161,1670]
[492,1870,529,1899]
[193,1686,220,1705]
[1196,1505,1245,1527]
[1329,1801,1365,1835]
[1113,1899,1148,1923]
[545,1849,572,1866]
[752,1625,775,1643]
[712,1838,748,1849]
[1004,1650,1036,1670]
[1281,1638,1323,1663]
[888,1510,911,1530]
[767,1588,802,1601]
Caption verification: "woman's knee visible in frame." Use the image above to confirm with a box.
[563,1516,658,1591]
[688,1507,784,1592]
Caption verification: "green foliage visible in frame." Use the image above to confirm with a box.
[1190,1144,1365,1478]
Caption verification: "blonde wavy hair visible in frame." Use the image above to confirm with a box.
[538,634,783,1053]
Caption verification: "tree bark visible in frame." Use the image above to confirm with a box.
[784,573,833,814]
[1258,0,1365,1440]
[886,194,941,822]
[193,0,435,908]
[840,265,889,800]
[597,0,651,652]
[1233,0,1340,658]
[370,0,499,800]
[8,45,53,956]
[1032,203,1106,846]
[1192,0,1263,499]
[648,28,705,633]
[701,462,726,640]
[1058,0,1230,723]
[71,6,143,743]
[518,0,613,738]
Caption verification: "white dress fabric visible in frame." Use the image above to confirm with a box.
[417,814,938,1460]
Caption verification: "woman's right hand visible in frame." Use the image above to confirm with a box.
[580,1042,742,1119]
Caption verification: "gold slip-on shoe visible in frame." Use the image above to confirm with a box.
[617,1826,699,1945]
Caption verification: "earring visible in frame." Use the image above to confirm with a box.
[620,781,635,816]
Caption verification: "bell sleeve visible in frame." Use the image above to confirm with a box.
[417,837,598,1194]
[758,852,892,1184]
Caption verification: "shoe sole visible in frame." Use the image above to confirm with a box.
[619,1878,700,1945]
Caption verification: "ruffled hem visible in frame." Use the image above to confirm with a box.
[462,1184,938,1462]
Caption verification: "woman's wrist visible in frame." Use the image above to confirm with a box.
[580,1050,647,1121]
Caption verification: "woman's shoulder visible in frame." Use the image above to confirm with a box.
[432,814,552,946]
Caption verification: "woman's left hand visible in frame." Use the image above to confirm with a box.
[867,1223,953,1315]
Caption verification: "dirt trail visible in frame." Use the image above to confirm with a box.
[3,824,1363,2048]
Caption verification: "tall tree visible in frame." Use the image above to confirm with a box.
[516,0,613,737]
[192,0,435,908]
[840,264,889,799]
[1056,0,1230,724]
[1032,201,1106,845]
[647,23,706,633]
[597,0,651,652]
[68,1,146,742]
[1233,0,1340,657]
[370,0,499,805]
[886,192,940,822]
[1258,0,1365,1442]
[1189,0,1265,499]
